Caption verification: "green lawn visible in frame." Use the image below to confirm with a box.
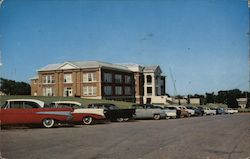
[0,95,135,109]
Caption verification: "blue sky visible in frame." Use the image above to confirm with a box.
[0,0,249,95]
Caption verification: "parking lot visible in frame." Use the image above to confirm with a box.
[1,113,250,159]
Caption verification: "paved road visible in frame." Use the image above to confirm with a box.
[1,114,250,159]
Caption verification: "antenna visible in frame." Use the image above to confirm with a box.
[0,50,2,66]
[169,67,177,96]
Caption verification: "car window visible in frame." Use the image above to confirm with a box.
[9,101,23,108]
[146,104,154,109]
[23,101,40,108]
[1,101,9,108]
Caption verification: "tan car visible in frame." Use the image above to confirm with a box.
[166,105,189,118]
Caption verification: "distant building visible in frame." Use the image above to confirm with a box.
[31,60,169,104]
[189,98,200,105]
[236,98,247,108]
[0,91,6,96]
[123,64,170,104]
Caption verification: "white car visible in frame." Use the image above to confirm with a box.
[154,105,177,119]
[203,107,216,115]
[48,101,106,124]
[224,108,238,114]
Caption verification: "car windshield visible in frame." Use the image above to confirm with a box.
[0,101,8,108]
[107,105,119,110]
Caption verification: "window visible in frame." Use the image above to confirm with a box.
[64,74,72,83]
[42,75,54,84]
[115,86,122,95]
[104,86,112,95]
[83,86,97,96]
[147,87,152,95]
[146,75,152,84]
[124,87,131,95]
[125,75,131,84]
[115,74,122,83]
[43,87,54,96]
[83,73,97,82]
[9,101,23,108]
[23,102,40,108]
[104,73,112,82]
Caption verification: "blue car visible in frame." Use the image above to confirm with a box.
[216,108,225,115]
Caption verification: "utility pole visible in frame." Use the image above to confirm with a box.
[169,67,180,105]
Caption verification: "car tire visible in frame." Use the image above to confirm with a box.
[166,116,170,119]
[153,114,161,120]
[42,118,55,128]
[83,116,93,125]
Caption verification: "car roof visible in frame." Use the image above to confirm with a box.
[51,101,82,105]
[6,99,45,107]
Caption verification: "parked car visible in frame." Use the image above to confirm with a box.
[154,105,177,119]
[47,101,106,125]
[224,108,238,114]
[186,106,204,116]
[88,103,135,122]
[216,108,225,115]
[202,107,216,115]
[131,104,166,120]
[166,105,189,118]
[179,106,195,116]
[0,99,73,128]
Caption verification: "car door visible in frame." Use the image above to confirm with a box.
[1,101,40,124]
[132,105,145,118]
[145,105,155,118]
[1,101,24,124]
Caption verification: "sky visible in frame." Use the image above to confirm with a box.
[0,0,249,96]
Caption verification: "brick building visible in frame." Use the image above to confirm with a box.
[31,60,168,104]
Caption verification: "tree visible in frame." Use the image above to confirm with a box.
[0,78,31,95]
[205,92,215,104]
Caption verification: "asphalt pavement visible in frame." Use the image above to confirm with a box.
[1,113,250,159]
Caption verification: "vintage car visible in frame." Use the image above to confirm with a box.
[88,103,135,122]
[179,106,195,116]
[0,99,73,128]
[186,106,204,116]
[216,108,225,115]
[47,101,106,125]
[224,108,238,114]
[154,105,177,119]
[201,107,216,115]
[166,105,189,118]
[131,104,166,120]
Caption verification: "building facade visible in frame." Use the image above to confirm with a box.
[31,61,169,104]
[31,61,135,102]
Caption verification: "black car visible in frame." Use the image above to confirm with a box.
[88,103,135,122]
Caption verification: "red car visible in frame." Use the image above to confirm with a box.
[0,99,73,128]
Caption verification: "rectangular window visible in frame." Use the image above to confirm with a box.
[115,74,122,83]
[125,75,131,84]
[115,86,122,95]
[83,73,97,82]
[43,87,54,96]
[42,75,54,84]
[147,87,152,95]
[83,86,97,96]
[104,86,112,95]
[64,74,72,83]
[125,87,131,95]
[104,73,112,82]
